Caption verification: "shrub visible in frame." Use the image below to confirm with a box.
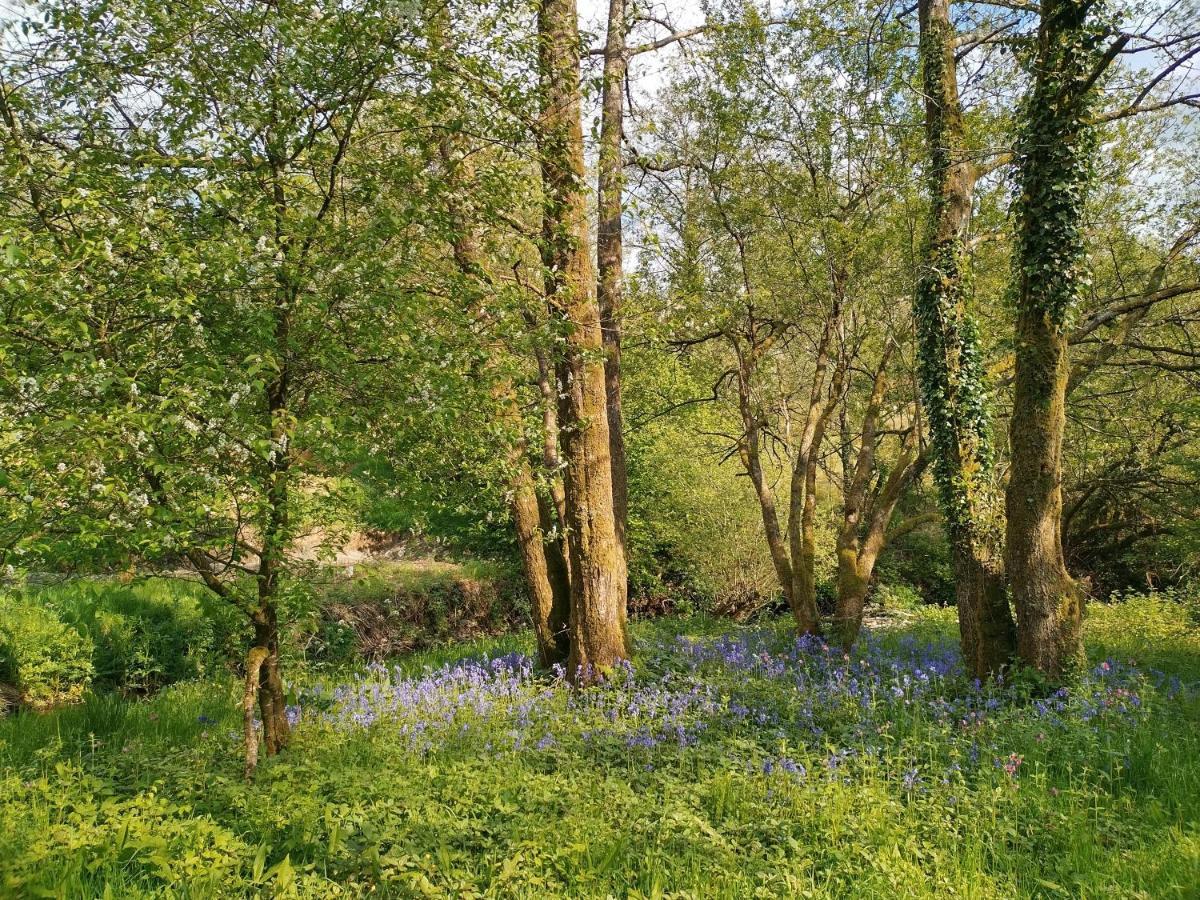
[626,417,786,616]
[1087,587,1200,675]
[35,580,246,695]
[312,561,527,665]
[0,597,94,708]
[875,523,955,606]
[874,582,924,611]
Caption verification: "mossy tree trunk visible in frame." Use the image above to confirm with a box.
[832,347,927,651]
[251,590,290,756]
[1006,0,1120,678]
[915,0,1016,677]
[537,0,629,681]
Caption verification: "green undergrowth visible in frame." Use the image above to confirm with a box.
[0,598,1196,898]
[0,561,527,706]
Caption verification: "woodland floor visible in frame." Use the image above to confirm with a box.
[1,599,1198,898]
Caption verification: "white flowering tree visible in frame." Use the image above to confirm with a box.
[0,0,463,771]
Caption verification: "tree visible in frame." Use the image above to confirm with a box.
[915,0,1018,676]
[596,0,631,558]
[832,341,929,650]
[537,0,629,679]
[1,0,423,768]
[1005,0,1123,677]
[424,1,571,668]
[634,3,925,636]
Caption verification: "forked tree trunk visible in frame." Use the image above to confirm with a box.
[787,299,845,635]
[915,0,1016,677]
[833,449,927,651]
[1006,0,1114,678]
[832,350,926,650]
[597,0,630,557]
[537,0,629,680]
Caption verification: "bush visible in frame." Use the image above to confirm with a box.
[875,523,955,606]
[311,561,527,665]
[1087,587,1200,675]
[0,597,94,708]
[874,582,924,611]
[32,580,246,695]
[626,416,786,616]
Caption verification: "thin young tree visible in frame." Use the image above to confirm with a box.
[0,0,420,769]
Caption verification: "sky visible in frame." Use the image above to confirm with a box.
[578,0,708,97]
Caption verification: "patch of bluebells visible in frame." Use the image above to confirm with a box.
[274,626,1192,793]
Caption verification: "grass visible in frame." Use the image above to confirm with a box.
[1,599,1198,898]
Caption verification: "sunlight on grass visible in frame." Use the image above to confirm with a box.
[1,598,1197,897]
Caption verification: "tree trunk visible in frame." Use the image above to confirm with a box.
[734,342,794,608]
[834,561,870,651]
[953,546,1015,677]
[915,0,1016,677]
[537,0,629,681]
[834,449,927,652]
[793,406,834,634]
[252,143,296,756]
[251,604,289,755]
[832,355,889,650]
[831,351,926,651]
[428,4,571,668]
[536,492,573,628]
[597,0,629,557]
[243,645,268,779]
[1007,320,1082,676]
[786,297,844,635]
[533,343,571,559]
[1006,0,1111,678]
[509,430,571,668]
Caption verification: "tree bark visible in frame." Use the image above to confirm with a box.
[537,0,630,681]
[251,603,289,755]
[786,298,844,634]
[428,3,571,669]
[536,492,573,627]
[833,445,927,651]
[1007,319,1083,676]
[243,645,268,780]
[1006,0,1111,678]
[251,168,294,757]
[733,340,795,607]
[597,0,630,557]
[915,0,1016,677]
[832,349,926,650]
[509,437,571,667]
[533,342,571,554]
